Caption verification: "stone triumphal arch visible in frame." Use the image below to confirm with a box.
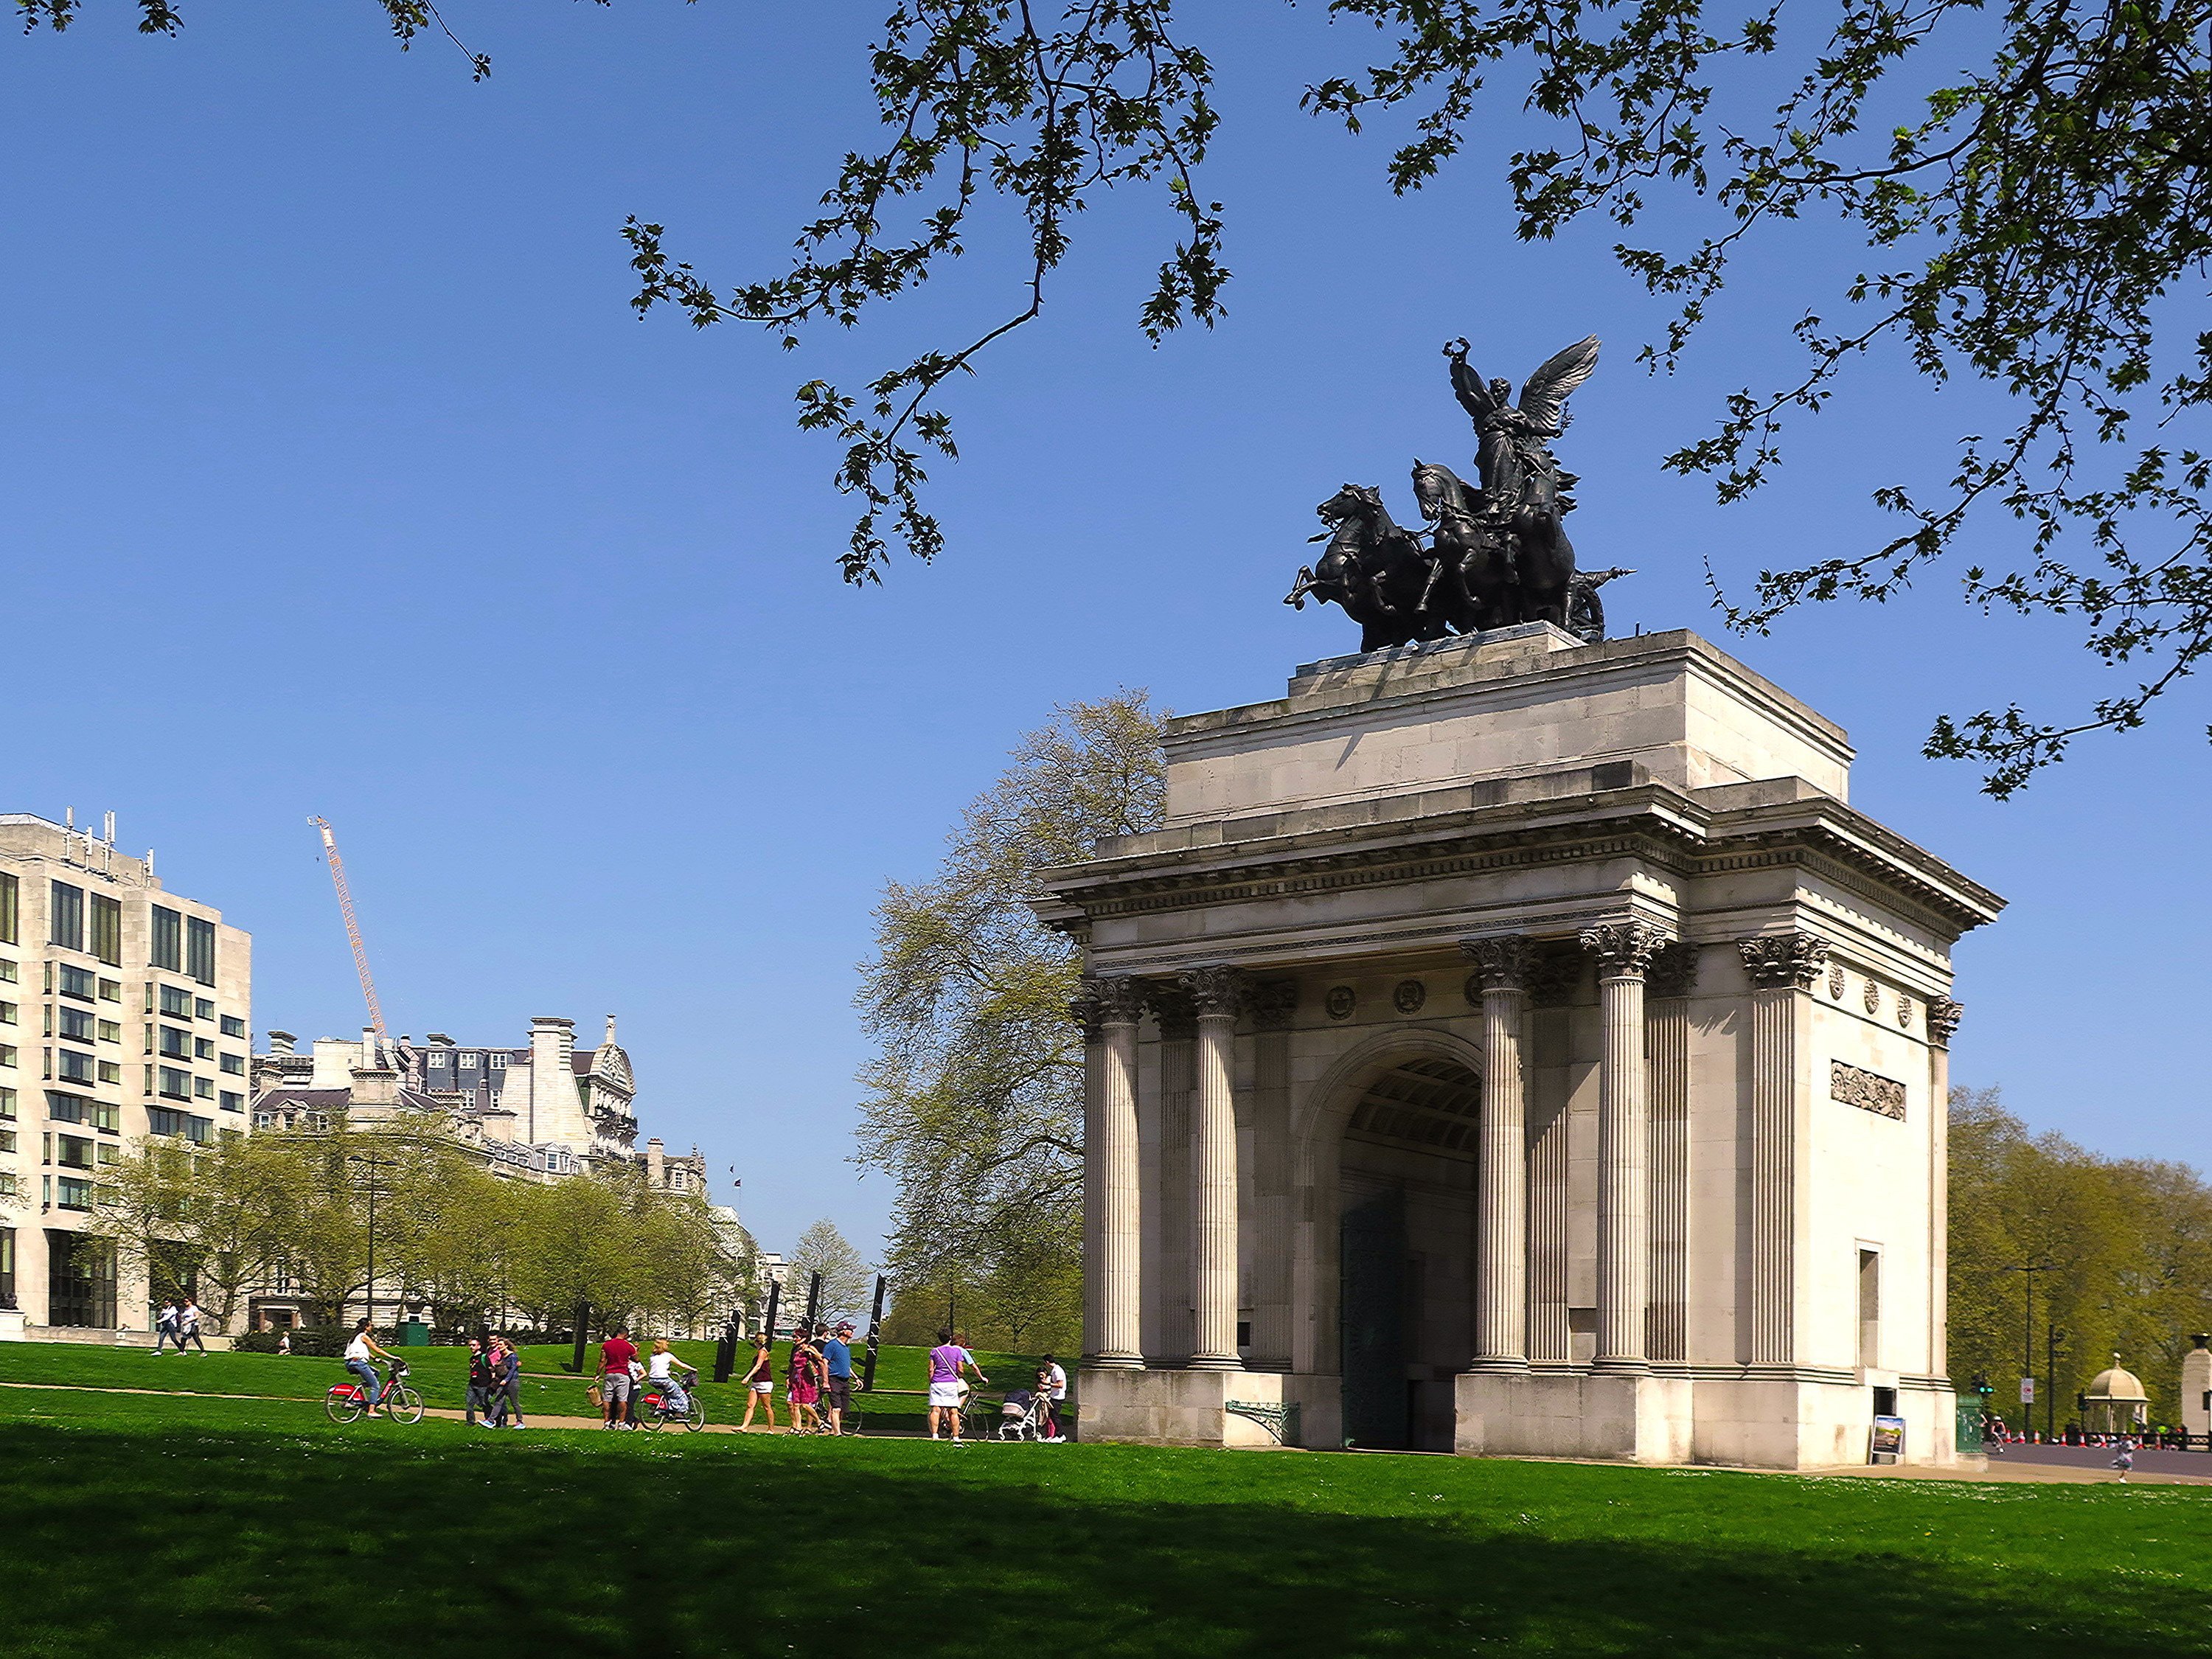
[1043,625,2000,1468]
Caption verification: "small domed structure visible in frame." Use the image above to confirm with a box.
[2082,1354,2150,1433]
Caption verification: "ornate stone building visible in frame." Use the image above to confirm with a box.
[1043,626,1998,1468]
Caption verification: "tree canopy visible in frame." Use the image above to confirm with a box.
[31,1,2212,790]
[853,690,1165,1354]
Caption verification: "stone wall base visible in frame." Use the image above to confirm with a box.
[1082,1366,1959,1469]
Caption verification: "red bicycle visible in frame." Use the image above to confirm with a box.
[639,1381,706,1433]
[325,1359,425,1425]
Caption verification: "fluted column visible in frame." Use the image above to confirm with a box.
[1927,996,1964,1382]
[1645,942,1699,1364]
[1462,936,1532,1371]
[1582,921,1671,1371]
[1737,932,1830,1366]
[1180,964,1247,1371]
[1072,975,1146,1368]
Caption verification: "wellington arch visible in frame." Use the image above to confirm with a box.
[1039,625,2002,1468]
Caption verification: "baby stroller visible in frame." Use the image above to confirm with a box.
[997,1386,1052,1442]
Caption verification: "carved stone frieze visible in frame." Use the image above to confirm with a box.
[1526,946,1584,1007]
[1579,920,1672,978]
[1827,963,1846,1001]
[1393,979,1427,1014]
[1324,985,1357,1020]
[1251,979,1300,1030]
[1645,940,1701,1001]
[1461,935,1534,995]
[1831,1060,1906,1121]
[1896,995,1913,1029]
[1928,996,1965,1049]
[1178,964,1249,1021]
[1737,932,1831,992]
[1863,975,1881,1015]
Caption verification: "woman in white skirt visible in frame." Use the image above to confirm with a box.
[739,1332,780,1431]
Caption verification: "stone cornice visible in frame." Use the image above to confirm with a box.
[1033,780,2002,938]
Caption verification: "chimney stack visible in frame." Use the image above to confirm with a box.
[267,1030,297,1056]
[646,1138,665,1186]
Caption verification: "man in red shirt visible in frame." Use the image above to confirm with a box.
[599,1328,639,1430]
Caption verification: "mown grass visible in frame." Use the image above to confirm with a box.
[1,1379,2208,1658]
[0,1337,1042,1424]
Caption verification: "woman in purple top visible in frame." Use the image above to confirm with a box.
[927,1328,988,1443]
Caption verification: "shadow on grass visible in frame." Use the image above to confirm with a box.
[2,1408,2200,1659]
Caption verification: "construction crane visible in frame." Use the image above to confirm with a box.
[308,816,390,1062]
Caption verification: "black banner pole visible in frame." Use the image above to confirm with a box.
[860,1273,888,1393]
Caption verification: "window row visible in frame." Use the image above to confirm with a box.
[33,883,219,986]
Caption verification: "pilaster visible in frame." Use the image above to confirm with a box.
[1581,921,1670,1372]
[1462,936,1533,1371]
[1736,931,1829,1367]
[1179,964,1247,1371]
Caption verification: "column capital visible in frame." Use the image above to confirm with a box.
[1646,940,1702,1001]
[1737,931,1831,991]
[1178,964,1248,1020]
[1928,995,1965,1048]
[1460,934,1535,995]
[1143,982,1197,1040]
[1069,974,1147,1038]
[1579,920,1672,979]
[1250,978,1299,1030]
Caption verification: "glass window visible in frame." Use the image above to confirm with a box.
[428,1051,447,1069]
[489,1053,507,1070]
[0,1002,13,1025]
[186,918,216,987]
[192,1077,214,1100]
[147,1106,186,1136]
[97,1061,121,1086]
[159,1027,190,1060]
[0,1130,11,1153]
[0,872,16,945]
[58,964,94,1001]
[0,959,15,982]
[97,1020,119,1043]
[88,894,122,967]
[58,1050,94,1085]
[97,978,119,1002]
[57,1134,94,1169]
[0,1046,16,1069]
[194,1037,215,1061]
[158,1067,190,1101]
[55,1176,94,1211]
[219,1091,243,1113]
[86,1099,116,1133]
[220,1015,245,1038]
[188,1114,212,1143]
[96,1141,118,1166]
[58,1007,94,1042]
[150,907,181,972]
[194,998,215,1021]
[49,882,83,952]
[0,1227,10,1308]
[219,1053,244,1076]
[159,986,192,1018]
[0,1086,13,1118]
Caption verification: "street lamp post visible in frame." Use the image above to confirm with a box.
[347,1152,398,1334]
[2000,1259,2059,1436]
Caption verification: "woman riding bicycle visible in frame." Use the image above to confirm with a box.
[647,1339,697,1416]
[344,1318,397,1417]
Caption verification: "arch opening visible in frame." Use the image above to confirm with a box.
[1339,1055,1479,1451]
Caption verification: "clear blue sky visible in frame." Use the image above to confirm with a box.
[5,4,2204,1259]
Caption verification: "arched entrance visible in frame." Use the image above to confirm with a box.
[1338,1054,1480,1450]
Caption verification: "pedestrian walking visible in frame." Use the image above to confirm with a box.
[928,1329,987,1444]
[787,1329,823,1433]
[151,1300,180,1355]
[465,1338,495,1427]
[599,1327,640,1430]
[2114,1438,2136,1482]
[1039,1353,1068,1443]
[488,1336,526,1429]
[276,1329,293,1357]
[739,1332,779,1431]
[178,1299,209,1354]
[822,1320,857,1436]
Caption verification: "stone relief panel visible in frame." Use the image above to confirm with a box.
[1831,1060,1907,1121]
[1394,979,1427,1014]
[1324,985,1357,1020]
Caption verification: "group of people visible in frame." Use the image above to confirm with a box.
[738,1319,858,1434]
[594,1327,700,1430]
[150,1299,211,1355]
[465,1334,531,1428]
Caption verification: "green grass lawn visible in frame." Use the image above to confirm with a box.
[0,1338,1043,1425]
[1,1357,2208,1658]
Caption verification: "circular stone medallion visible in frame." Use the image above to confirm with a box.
[1394,979,1427,1014]
[1828,963,1846,1001]
[1324,985,1357,1020]
[1897,995,1913,1029]
[1863,976,1880,1015]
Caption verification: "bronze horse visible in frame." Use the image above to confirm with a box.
[1411,460,1517,632]
[1284,484,1446,653]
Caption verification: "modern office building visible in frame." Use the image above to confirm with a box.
[0,813,251,1337]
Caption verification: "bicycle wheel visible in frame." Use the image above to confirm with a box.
[641,1403,668,1433]
[681,1399,705,1433]
[388,1387,425,1425]
[324,1390,364,1426]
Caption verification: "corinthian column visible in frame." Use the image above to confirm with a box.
[1581,921,1672,1371]
[1179,964,1247,1371]
[1736,931,1830,1367]
[1927,995,1964,1385]
[1072,975,1146,1368]
[1462,936,1532,1371]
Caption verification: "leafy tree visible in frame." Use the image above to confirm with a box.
[43,3,2212,788]
[785,1218,874,1324]
[854,690,1165,1355]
